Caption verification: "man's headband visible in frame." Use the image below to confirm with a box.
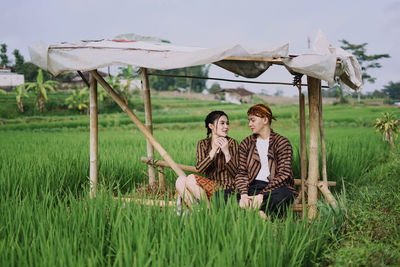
[247,104,276,121]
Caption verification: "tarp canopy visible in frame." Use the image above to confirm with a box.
[29,31,362,90]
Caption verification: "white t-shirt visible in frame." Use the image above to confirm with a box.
[255,137,270,182]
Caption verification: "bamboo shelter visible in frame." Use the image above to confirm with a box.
[29,31,362,218]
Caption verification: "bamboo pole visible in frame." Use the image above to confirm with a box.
[307,76,320,219]
[158,167,165,190]
[298,81,307,216]
[141,68,156,185]
[89,72,98,198]
[317,181,337,208]
[141,157,337,187]
[318,82,328,187]
[90,70,186,178]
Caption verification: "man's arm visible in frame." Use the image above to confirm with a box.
[235,138,250,196]
[261,137,293,193]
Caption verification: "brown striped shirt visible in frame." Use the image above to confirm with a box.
[195,137,239,190]
[235,130,297,195]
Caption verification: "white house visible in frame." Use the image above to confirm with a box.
[0,68,24,90]
[216,87,254,104]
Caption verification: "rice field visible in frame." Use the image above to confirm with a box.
[0,96,399,266]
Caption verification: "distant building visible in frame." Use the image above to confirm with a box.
[0,68,24,91]
[216,87,254,104]
[174,87,187,93]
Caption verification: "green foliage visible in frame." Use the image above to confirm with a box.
[0,43,9,67]
[339,39,390,84]
[209,82,221,94]
[65,87,89,113]
[12,49,25,73]
[382,81,400,100]
[374,112,399,149]
[16,62,54,82]
[322,152,400,266]
[149,65,210,92]
[24,69,59,112]
[0,101,400,265]
[13,85,28,112]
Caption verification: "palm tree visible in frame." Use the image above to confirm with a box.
[23,69,58,112]
[65,87,89,114]
[374,112,399,150]
[14,85,28,112]
[106,75,130,105]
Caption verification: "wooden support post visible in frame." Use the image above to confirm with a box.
[298,82,307,217]
[307,76,321,219]
[158,167,165,190]
[318,181,337,208]
[90,70,186,178]
[318,83,328,187]
[89,72,98,198]
[141,68,156,185]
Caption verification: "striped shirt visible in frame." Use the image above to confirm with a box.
[195,137,239,190]
[235,130,297,195]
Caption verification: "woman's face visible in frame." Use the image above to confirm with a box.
[210,115,229,137]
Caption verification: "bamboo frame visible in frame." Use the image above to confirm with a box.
[89,70,187,178]
[142,68,156,185]
[81,59,339,215]
[89,72,98,198]
[158,167,165,190]
[318,82,328,187]
[307,76,321,219]
[318,182,337,208]
[298,81,307,216]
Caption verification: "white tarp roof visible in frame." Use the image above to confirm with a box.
[29,32,362,90]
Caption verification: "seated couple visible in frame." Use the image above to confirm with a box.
[175,104,297,214]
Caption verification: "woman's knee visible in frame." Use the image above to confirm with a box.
[185,174,198,188]
[175,176,186,190]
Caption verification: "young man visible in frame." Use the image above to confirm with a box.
[236,104,297,214]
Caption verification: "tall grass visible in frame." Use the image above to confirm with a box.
[0,191,342,266]
[1,102,397,266]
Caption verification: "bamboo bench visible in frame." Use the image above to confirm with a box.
[141,157,337,212]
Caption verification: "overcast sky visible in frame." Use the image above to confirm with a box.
[2,0,399,96]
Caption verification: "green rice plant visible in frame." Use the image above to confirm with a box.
[0,188,343,266]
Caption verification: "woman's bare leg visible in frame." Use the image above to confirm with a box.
[185,174,207,201]
[175,175,195,206]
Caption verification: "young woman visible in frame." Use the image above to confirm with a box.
[175,110,239,207]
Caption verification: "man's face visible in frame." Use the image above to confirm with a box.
[248,115,268,135]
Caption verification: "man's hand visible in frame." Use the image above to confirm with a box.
[239,194,251,208]
[251,194,263,210]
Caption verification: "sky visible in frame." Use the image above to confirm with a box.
[2,0,399,96]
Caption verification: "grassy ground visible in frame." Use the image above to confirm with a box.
[0,94,399,266]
